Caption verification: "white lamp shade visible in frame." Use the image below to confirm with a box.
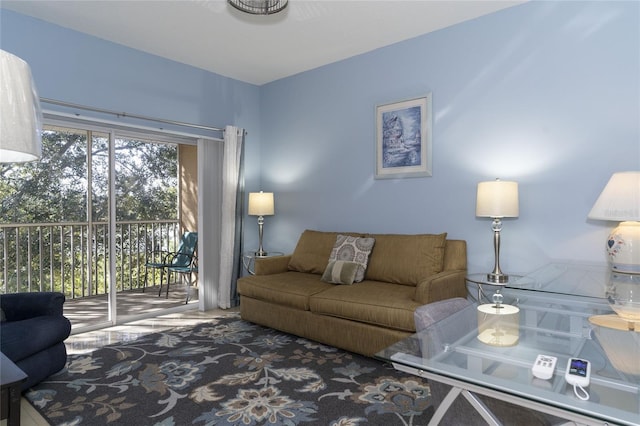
[588,172,640,221]
[248,192,274,216]
[0,50,43,163]
[476,180,519,218]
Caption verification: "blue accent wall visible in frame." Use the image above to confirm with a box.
[260,1,640,273]
[2,1,639,275]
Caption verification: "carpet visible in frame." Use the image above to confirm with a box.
[26,313,434,425]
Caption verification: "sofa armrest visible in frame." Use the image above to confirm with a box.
[0,292,66,321]
[414,297,472,332]
[413,270,467,304]
[254,255,292,275]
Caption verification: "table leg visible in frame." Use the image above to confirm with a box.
[462,389,501,426]
[7,385,22,426]
[429,386,462,425]
[428,385,502,426]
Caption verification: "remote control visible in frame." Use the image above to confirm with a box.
[532,354,557,380]
[565,358,590,387]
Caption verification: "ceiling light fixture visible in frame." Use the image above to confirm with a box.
[228,0,288,15]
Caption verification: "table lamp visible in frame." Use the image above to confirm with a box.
[476,179,519,283]
[588,171,640,322]
[248,191,274,257]
[0,50,42,162]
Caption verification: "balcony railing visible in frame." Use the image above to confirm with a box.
[0,220,181,298]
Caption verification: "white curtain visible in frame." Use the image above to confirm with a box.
[218,125,244,308]
[197,138,223,311]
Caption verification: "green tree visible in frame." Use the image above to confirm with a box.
[0,125,179,295]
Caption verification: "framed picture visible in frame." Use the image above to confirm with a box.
[375,94,432,179]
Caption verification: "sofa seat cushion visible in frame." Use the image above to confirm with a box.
[309,281,420,332]
[238,272,333,311]
[1,315,71,362]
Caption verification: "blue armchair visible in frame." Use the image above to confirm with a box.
[0,292,71,391]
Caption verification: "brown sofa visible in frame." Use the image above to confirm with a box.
[237,230,467,356]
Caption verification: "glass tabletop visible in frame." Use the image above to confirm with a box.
[376,294,640,426]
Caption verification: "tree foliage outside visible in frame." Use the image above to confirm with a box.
[0,125,180,296]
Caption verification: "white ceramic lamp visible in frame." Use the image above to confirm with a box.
[588,172,640,274]
[588,171,640,321]
[0,50,43,163]
[476,179,519,283]
[248,191,275,257]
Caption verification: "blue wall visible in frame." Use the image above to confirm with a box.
[260,1,640,274]
[0,8,263,184]
[2,2,639,276]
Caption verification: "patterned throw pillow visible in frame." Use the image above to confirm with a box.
[321,260,360,285]
[328,235,375,282]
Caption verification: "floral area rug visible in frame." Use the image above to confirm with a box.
[26,313,434,425]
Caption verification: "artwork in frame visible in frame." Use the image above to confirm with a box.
[375,94,432,179]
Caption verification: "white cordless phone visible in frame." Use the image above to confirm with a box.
[565,358,590,387]
[565,358,591,400]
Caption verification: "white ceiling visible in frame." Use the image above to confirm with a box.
[2,0,525,85]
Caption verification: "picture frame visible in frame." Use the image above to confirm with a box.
[375,94,432,179]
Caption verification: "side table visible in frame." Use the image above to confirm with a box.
[1,352,27,426]
[242,250,284,275]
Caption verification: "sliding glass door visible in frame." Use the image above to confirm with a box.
[0,121,197,331]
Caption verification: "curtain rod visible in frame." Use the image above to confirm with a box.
[40,98,224,133]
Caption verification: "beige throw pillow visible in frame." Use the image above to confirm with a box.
[328,235,375,282]
[321,260,359,285]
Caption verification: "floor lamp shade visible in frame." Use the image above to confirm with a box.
[0,50,42,163]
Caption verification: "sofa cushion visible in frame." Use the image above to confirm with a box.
[365,233,448,285]
[238,271,333,311]
[288,230,363,274]
[321,260,359,285]
[328,235,375,282]
[309,281,420,332]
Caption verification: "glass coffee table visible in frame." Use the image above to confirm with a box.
[376,289,640,426]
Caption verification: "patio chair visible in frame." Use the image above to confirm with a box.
[167,255,198,304]
[144,231,198,299]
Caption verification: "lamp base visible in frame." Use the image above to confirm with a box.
[486,273,509,284]
[607,221,640,274]
[254,251,269,257]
